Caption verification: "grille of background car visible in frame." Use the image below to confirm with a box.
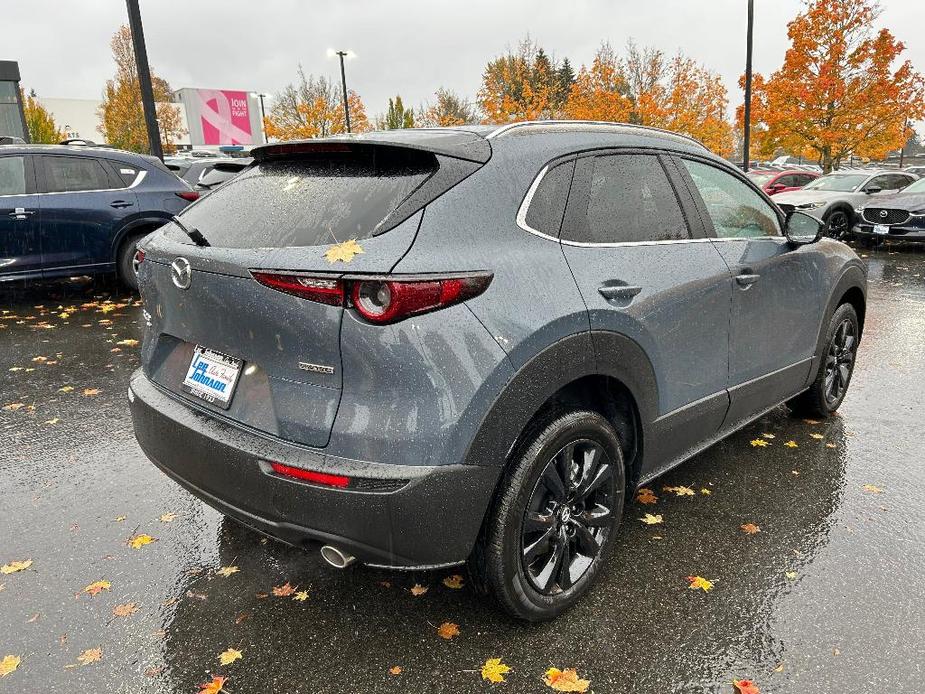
[863,208,911,225]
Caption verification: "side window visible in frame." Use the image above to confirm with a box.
[563,154,688,244]
[43,156,112,193]
[890,174,913,191]
[682,159,781,239]
[798,174,815,187]
[0,156,26,196]
[521,159,574,237]
[774,175,794,188]
[103,160,140,188]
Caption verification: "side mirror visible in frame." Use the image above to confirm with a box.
[864,185,882,194]
[785,210,823,245]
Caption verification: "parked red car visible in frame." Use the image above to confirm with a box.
[747,169,820,196]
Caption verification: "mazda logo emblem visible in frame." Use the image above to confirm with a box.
[879,210,888,218]
[171,257,192,290]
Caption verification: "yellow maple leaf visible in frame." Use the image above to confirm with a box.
[437,622,460,640]
[58,386,74,393]
[741,523,761,535]
[44,418,60,425]
[1,560,32,574]
[323,239,365,264]
[663,485,695,496]
[215,565,239,578]
[112,602,138,617]
[218,648,242,665]
[159,512,177,523]
[750,439,769,447]
[293,590,309,602]
[442,574,465,589]
[410,584,428,596]
[544,667,591,692]
[82,580,111,596]
[785,571,798,580]
[761,433,776,439]
[636,488,658,504]
[639,513,663,525]
[389,666,402,675]
[198,676,227,694]
[784,440,798,448]
[700,488,712,495]
[128,534,156,549]
[76,648,102,666]
[686,575,715,592]
[862,484,884,494]
[116,339,139,347]
[809,433,825,440]
[0,655,21,677]
[481,658,511,683]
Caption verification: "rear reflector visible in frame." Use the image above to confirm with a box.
[176,191,200,202]
[269,462,350,488]
[252,271,492,324]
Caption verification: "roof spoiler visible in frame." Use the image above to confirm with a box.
[252,129,492,165]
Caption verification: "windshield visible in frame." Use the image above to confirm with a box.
[903,177,925,194]
[747,172,776,186]
[804,174,868,192]
[177,149,436,248]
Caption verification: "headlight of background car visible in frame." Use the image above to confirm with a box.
[854,206,865,213]
[797,202,825,210]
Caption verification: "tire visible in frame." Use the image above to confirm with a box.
[116,234,143,291]
[823,207,851,240]
[787,303,859,418]
[470,410,626,621]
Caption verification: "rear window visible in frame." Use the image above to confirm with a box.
[178,148,436,248]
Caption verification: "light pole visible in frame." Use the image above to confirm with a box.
[125,0,163,160]
[255,93,270,144]
[329,49,354,133]
[742,0,754,172]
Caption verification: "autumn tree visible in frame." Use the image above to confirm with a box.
[21,89,64,143]
[97,26,185,154]
[741,0,924,172]
[376,95,414,130]
[264,66,369,141]
[418,88,477,127]
[564,42,735,156]
[478,38,567,123]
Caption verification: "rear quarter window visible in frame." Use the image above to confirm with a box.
[520,160,574,237]
[178,148,436,248]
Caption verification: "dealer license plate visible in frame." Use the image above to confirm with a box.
[873,224,889,235]
[181,346,242,409]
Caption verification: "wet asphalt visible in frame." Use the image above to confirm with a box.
[1,243,923,694]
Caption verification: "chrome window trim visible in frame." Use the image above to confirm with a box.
[0,167,147,199]
[515,164,562,241]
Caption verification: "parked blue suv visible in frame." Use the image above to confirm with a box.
[129,123,867,620]
[0,145,198,289]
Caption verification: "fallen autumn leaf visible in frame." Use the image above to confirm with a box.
[544,667,591,692]
[481,658,511,683]
[218,648,243,665]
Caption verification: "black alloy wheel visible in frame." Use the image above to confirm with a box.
[825,209,850,239]
[823,317,856,406]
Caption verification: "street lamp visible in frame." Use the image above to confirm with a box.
[252,92,271,144]
[327,49,356,133]
[742,0,754,172]
[125,0,163,160]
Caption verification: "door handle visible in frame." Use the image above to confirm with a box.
[735,273,761,287]
[110,200,134,208]
[7,208,35,220]
[598,284,642,301]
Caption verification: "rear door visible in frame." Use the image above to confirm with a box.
[676,155,822,428]
[560,151,732,471]
[0,153,41,278]
[36,154,138,273]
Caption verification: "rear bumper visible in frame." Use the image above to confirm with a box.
[128,370,500,568]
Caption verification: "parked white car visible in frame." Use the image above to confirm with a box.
[774,170,917,238]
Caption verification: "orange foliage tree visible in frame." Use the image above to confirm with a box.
[264,66,369,141]
[740,0,924,171]
[565,42,734,156]
[478,38,567,123]
[419,88,478,127]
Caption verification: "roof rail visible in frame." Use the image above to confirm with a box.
[486,120,707,150]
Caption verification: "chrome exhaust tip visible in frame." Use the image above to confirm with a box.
[320,545,356,569]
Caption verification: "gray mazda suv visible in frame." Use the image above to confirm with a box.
[129,122,867,620]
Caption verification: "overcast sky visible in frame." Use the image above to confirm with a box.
[6,0,924,122]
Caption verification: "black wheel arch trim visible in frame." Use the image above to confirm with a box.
[806,264,866,388]
[111,214,173,261]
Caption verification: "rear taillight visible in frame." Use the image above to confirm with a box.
[176,191,200,202]
[268,461,350,488]
[251,272,492,324]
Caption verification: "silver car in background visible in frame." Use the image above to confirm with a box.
[774,170,917,238]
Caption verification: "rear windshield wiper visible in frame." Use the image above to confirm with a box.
[171,215,210,247]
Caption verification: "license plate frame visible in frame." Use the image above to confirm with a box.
[181,345,242,409]
[873,224,889,235]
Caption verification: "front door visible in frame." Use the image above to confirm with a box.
[37,154,137,273]
[560,151,732,473]
[0,154,41,279]
[676,156,823,428]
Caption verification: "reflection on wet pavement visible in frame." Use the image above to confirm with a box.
[1,245,923,693]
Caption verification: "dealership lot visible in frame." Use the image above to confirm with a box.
[1,245,923,693]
